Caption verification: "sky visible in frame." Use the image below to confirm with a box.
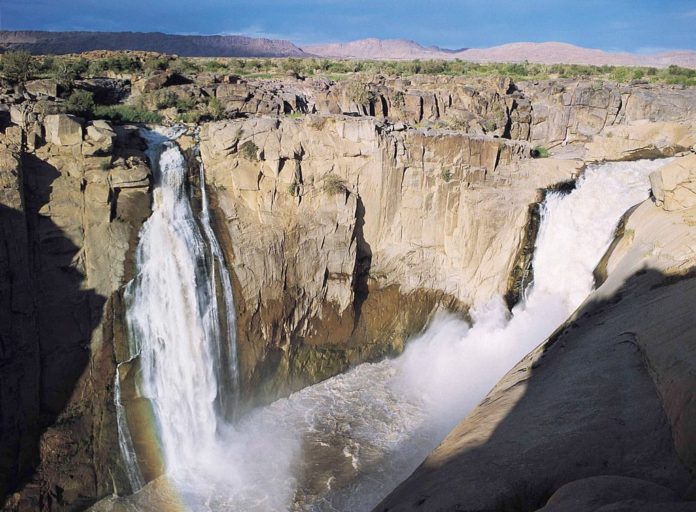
[3,0,696,52]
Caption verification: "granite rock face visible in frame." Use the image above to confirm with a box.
[376,155,696,511]
[2,66,696,511]
[199,115,581,400]
[650,154,696,211]
[0,116,151,511]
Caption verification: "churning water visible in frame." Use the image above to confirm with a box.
[119,134,668,511]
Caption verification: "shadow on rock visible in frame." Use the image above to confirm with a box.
[377,268,696,512]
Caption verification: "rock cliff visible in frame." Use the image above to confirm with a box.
[2,61,696,511]
[199,115,582,400]
[376,153,696,511]
[0,114,151,510]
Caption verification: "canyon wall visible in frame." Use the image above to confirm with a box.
[1,71,695,510]
[376,153,696,511]
[1,115,151,510]
[199,115,580,402]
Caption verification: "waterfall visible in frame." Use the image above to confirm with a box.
[115,155,668,511]
[116,128,240,482]
[114,365,144,491]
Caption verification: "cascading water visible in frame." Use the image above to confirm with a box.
[117,128,239,483]
[117,154,668,511]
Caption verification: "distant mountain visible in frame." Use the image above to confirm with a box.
[304,38,456,60]
[0,30,308,57]
[305,39,696,69]
[2,31,694,69]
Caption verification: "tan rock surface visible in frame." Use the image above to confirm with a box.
[43,114,83,147]
[376,159,696,511]
[650,153,696,211]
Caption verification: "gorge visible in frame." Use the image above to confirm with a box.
[1,51,696,512]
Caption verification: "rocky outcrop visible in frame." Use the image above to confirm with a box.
[191,76,696,163]
[650,154,696,210]
[2,57,696,511]
[376,154,696,511]
[200,115,581,401]
[0,116,151,511]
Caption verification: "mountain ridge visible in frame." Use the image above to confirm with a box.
[306,38,696,68]
[1,31,695,68]
[0,30,309,57]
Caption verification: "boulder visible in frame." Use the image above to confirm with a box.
[24,79,61,98]
[75,78,131,104]
[43,114,83,146]
[650,154,696,211]
[109,158,150,189]
[83,120,116,156]
[537,476,680,512]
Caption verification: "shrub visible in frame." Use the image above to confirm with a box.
[144,57,169,74]
[152,89,178,109]
[207,96,225,120]
[204,60,227,72]
[54,61,77,86]
[287,180,300,196]
[2,50,34,83]
[239,140,259,160]
[321,173,347,196]
[441,168,453,182]
[175,96,197,112]
[64,89,95,117]
[169,57,199,75]
[392,90,405,107]
[532,146,550,158]
[178,110,205,123]
[346,80,374,105]
[93,104,162,123]
[87,55,141,76]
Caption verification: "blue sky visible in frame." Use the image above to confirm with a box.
[3,0,696,52]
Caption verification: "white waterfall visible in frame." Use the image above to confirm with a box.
[117,128,239,482]
[114,366,144,491]
[116,154,668,511]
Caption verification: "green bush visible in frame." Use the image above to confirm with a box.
[2,50,34,83]
[175,96,197,112]
[321,173,347,196]
[152,89,178,109]
[239,140,259,160]
[177,110,205,123]
[287,180,300,196]
[64,89,95,117]
[207,96,225,120]
[532,146,550,158]
[441,168,453,182]
[144,57,170,74]
[346,80,374,105]
[88,55,142,76]
[93,104,162,123]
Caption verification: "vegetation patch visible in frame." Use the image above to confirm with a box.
[93,104,163,123]
[441,168,453,182]
[532,146,550,158]
[321,173,348,196]
[64,89,95,118]
[239,140,259,161]
[287,180,301,197]
[207,96,225,120]
[346,80,375,105]
[1,50,34,83]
